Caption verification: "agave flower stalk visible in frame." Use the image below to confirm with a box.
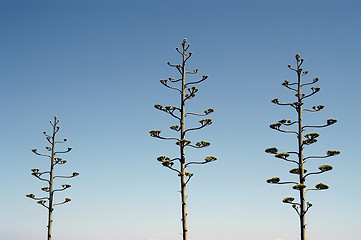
[150,39,217,240]
[26,116,79,240]
[266,54,340,240]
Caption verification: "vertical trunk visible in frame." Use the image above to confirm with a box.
[47,194,53,240]
[180,161,188,240]
[180,42,188,240]
[297,59,306,240]
[48,121,56,240]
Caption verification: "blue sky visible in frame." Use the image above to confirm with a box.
[0,0,360,239]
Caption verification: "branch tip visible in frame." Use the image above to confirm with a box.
[26,193,35,198]
[327,150,340,156]
[315,183,329,190]
[318,164,333,172]
[289,168,307,174]
[292,184,306,190]
[327,119,337,125]
[282,197,295,203]
[267,177,280,183]
[265,147,278,154]
[204,156,217,162]
[275,152,290,159]
[149,130,161,137]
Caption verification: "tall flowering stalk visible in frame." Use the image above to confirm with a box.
[26,116,79,240]
[266,54,340,240]
[150,38,217,240]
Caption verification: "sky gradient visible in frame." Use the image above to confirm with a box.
[1,0,360,240]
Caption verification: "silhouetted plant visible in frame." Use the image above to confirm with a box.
[266,54,340,240]
[26,116,79,240]
[150,38,217,240]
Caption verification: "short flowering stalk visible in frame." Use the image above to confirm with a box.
[266,54,340,240]
[26,116,79,240]
[150,39,217,240]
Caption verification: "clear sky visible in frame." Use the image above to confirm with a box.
[1,0,360,240]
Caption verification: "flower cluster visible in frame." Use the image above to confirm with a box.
[37,200,47,204]
[154,104,178,113]
[311,87,320,93]
[290,102,304,108]
[178,171,194,177]
[176,139,191,146]
[326,150,340,156]
[279,119,292,124]
[204,108,214,115]
[292,184,306,190]
[55,158,67,164]
[41,187,50,192]
[26,193,35,198]
[275,152,290,159]
[282,197,295,203]
[162,160,174,167]
[303,132,319,145]
[265,147,278,154]
[149,130,161,137]
[269,123,281,130]
[267,177,280,183]
[318,165,333,172]
[289,168,307,174]
[282,80,290,86]
[199,119,212,126]
[157,156,173,167]
[312,105,324,111]
[195,141,210,148]
[170,125,180,131]
[315,183,329,190]
[271,98,279,104]
[31,169,42,176]
[204,156,217,162]
[327,119,337,125]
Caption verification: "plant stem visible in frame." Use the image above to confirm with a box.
[297,59,306,240]
[47,119,56,240]
[180,41,188,240]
